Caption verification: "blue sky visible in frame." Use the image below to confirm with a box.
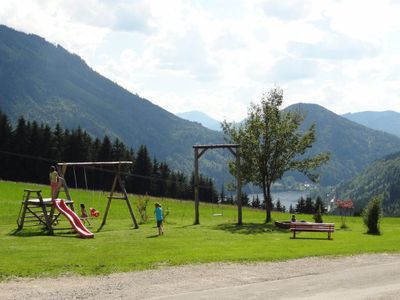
[2,0,400,121]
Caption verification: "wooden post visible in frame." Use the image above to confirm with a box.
[194,147,200,225]
[99,164,139,231]
[99,170,118,230]
[117,173,138,229]
[37,190,53,235]
[193,144,240,225]
[56,164,74,211]
[236,147,242,225]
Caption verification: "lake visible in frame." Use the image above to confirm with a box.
[249,190,309,209]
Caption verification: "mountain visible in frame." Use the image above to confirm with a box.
[3,25,400,189]
[176,111,221,131]
[0,25,226,179]
[343,111,400,138]
[285,103,400,185]
[335,151,400,216]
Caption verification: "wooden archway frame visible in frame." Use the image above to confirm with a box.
[193,144,242,225]
[56,161,138,230]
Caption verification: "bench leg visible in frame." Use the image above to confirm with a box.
[293,231,296,239]
[328,232,331,240]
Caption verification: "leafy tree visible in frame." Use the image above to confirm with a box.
[222,87,330,223]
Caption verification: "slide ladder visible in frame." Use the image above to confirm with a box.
[54,200,94,238]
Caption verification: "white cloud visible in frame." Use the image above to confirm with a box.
[2,0,400,121]
[268,57,319,82]
[258,0,312,21]
[288,34,381,60]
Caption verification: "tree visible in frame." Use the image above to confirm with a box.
[314,196,326,214]
[251,195,261,208]
[0,110,12,180]
[275,199,282,212]
[305,197,314,214]
[134,145,153,195]
[222,87,330,223]
[296,197,306,213]
[363,196,382,234]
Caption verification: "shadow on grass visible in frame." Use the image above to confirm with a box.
[176,224,199,229]
[146,234,160,238]
[9,228,82,239]
[291,236,334,241]
[9,229,48,237]
[214,222,289,235]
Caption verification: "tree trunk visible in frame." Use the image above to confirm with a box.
[263,181,272,223]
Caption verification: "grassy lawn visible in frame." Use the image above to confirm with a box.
[0,180,399,280]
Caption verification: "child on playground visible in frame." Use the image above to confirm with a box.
[49,166,62,201]
[154,203,164,236]
[80,203,90,225]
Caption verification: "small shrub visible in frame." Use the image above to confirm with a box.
[136,195,150,223]
[162,207,170,222]
[313,207,323,223]
[362,196,383,235]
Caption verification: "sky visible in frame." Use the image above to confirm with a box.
[2,0,400,122]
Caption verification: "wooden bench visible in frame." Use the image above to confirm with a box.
[290,222,335,239]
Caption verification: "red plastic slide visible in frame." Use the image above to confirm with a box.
[54,200,94,238]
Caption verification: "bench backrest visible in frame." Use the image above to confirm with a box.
[290,222,335,232]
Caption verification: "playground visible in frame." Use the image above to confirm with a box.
[1,179,400,281]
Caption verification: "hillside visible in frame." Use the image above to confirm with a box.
[285,103,400,185]
[177,111,221,131]
[343,111,400,138]
[3,25,400,188]
[0,25,226,177]
[335,151,400,216]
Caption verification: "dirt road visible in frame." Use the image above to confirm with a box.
[1,254,400,299]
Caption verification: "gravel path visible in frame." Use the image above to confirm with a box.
[1,253,399,299]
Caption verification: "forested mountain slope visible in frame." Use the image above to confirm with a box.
[343,111,400,138]
[335,151,400,216]
[0,25,225,177]
[285,103,400,185]
[2,25,400,188]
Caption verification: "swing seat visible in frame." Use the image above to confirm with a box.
[212,213,223,216]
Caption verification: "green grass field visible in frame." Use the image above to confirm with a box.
[0,180,399,280]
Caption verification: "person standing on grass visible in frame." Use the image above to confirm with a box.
[49,166,61,201]
[154,203,164,236]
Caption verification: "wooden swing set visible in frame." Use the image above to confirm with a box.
[17,161,138,234]
[193,144,242,225]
